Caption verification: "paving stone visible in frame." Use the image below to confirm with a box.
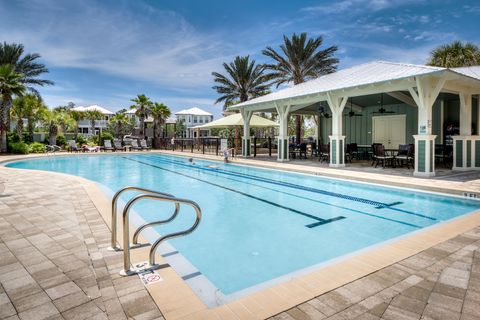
[427,292,463,313]
[422,303,461,320]
[17,302,59,320]
[52,291,91,312]
[11,291,52,313]
[390,295,426,315]
[46,281,82,300]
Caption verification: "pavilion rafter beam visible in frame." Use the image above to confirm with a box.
[386,91,416,107]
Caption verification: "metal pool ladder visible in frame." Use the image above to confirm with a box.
[110,186,202,276]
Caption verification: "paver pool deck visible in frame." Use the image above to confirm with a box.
[1,152,480,320]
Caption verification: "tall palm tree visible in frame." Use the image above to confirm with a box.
[212,55,271,109]
[0,42,53,94]
[0,64,26,152]
[0,42,53,136]
[263,32,338,143]
[83,110,103,136]
[427,41,480,68]
[12,94,46,141]
[109,113,131,141]
[39,108,62,145]
[151,102,171,148]
[53,107,76,134]
[69,109,84,139]
[130,94,152,137]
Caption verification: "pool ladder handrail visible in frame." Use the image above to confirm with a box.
[110,186,201,276]
[109,186,179,251]
[120,193,201,276]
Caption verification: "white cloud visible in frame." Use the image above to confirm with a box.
[0,0,232,90]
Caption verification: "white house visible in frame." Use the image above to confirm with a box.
[71,105,114,135]
[175,107,213,138]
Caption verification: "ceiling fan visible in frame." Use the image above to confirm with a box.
[316,105,331,119]
[344,98,362,117]
[373,93,395,114]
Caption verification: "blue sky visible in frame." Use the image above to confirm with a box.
[1,0,480,117]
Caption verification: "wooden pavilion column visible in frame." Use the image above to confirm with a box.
[241,109,253,157]
[275,103,291,162]
[453,92,480,170]
[326,92,348,167]
[409,75,446,177]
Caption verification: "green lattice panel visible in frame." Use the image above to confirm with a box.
[456,140,463,168]
[467,140,471,167]
[418,140,425,172]
[476,141,480,167]
[332,140,337,164]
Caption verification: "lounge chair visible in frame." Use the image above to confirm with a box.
[140,139,151,151]
[113,140,124,151]
[318,144,330,163]
[68,140,80,152]
[103,140,115,152]
[130,140,142,151]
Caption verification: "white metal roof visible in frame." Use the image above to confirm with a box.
[231,61,447,109]
[175,107,212,116]
[452,66,480,81]
[72,105,114,115]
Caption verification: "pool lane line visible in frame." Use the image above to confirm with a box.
[122,157,345,226]
[172,164,423,229]
[127,156,422,229]
[139,154,436,221]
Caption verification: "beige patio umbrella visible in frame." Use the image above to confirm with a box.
[193,113,278,129]
[193,113,278,153]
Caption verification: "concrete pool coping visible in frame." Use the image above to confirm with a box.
[2,151,480,319]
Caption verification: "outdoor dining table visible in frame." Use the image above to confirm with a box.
[356,144,371,160]
[384,148,399,167]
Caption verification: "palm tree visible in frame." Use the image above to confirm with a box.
[263,32,338,143]
[0,42,53,135]
[212,55,271,109]
[130,94,152,137]
[11,94,46,142]
[39,108,62,145]
[53,107,76,134]
[84,110,103,136]
[427,41,480,67]
[0,64,26,152]
[69,109,84,139]
[151,102,172,148]
[109,113,131,141]
[0,42,53,94]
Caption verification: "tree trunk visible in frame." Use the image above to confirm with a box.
[74,126,78,139]
[27,117,34,142]
[16,118,23,137]
[139,116,145,137]
[49,126,57,145]
[295,115,302,144]
[0,98,12,153]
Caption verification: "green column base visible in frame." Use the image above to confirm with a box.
[277,138,289,161]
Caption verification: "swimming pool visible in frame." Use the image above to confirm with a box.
[7,154,480,305]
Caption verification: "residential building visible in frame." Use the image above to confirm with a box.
[175,107,213,138]
[71,105,114,135]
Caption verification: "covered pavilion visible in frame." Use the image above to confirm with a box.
[230,61,480,177]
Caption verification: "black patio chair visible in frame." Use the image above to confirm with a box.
[396,144,414,169]
[373,144,394,168]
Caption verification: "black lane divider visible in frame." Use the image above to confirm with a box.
[179,164,422,229]
[123,157,346,227]
[140,155,436,221]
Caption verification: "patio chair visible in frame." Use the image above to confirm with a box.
[113,140,124,151]
[298,143,307,159]
[396,144,414,169]
[370,143,383,165]
[140,139,151,151]
[68,140,80,152]
[130,140,143,151]
[319,144,330,163]
[349,143,359,161]
[103,140,115,152]
[373,144,394,168]
[310,142,318,157]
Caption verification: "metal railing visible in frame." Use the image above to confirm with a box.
[109,186,179,251]
[110,186,201,276]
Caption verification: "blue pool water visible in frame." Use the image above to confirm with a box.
[7,154,480,296]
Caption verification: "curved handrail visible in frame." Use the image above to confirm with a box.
[110,186,176,250]
[120,194,201,276]
[148,197,201,267]
[132,205,180,245]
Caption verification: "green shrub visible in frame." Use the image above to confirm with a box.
[99,132,113,146]
[7,132,21,144]
[56,135,67,147]
[76,135,88,145]
[29,142,45,153]
[10,141,30,154]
